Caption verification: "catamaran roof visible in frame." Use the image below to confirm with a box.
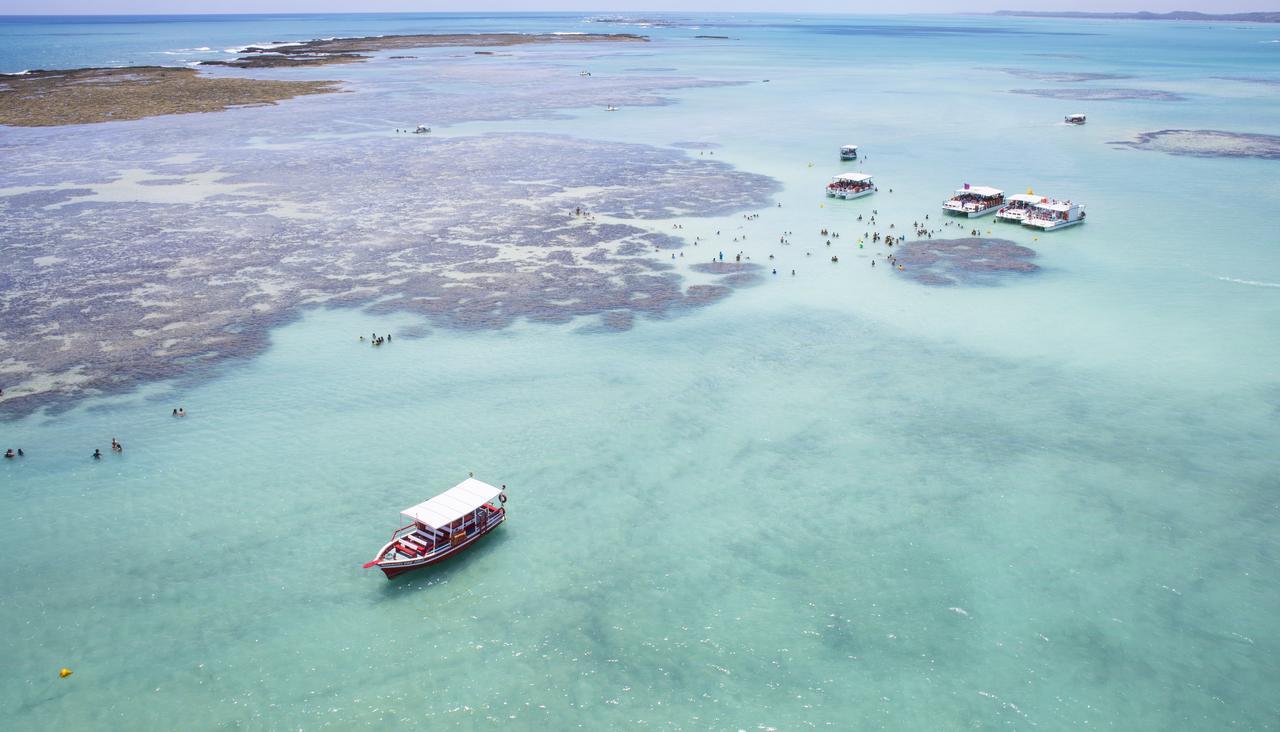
[834,173,873,182]
[1009,193,1044,203]
[1067,113,1086,118]
[1032,200,1076,211]
[957,186,1003,197]
[841,144,859,150]
[401,478,502,528]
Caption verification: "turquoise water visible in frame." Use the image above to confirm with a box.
[2,13,1280,730]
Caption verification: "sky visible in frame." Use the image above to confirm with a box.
[0,1,1276,15]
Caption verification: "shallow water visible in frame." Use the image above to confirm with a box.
[2,12,1279,730]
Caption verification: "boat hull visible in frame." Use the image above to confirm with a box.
[840,188,874,200]
[943,204,1000,218]
[378,512,505,578]
[1024,218,1084,231]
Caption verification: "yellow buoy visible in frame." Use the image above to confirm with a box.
[59,668,73,678]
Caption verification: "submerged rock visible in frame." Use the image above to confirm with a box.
[892,238,1039,287]
[1109,129,1280,160]
[1010,87,1185,101]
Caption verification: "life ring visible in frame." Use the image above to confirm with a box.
[498,492,508,504]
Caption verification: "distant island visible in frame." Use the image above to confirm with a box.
[994,10,1280,23]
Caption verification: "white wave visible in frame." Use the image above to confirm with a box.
[948,606,970,617]
[1218,276,1280,288]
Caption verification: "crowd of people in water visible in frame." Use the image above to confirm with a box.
[360,332,392,346]
[655,200,1002,279]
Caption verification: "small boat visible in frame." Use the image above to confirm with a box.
[364,477,507,579]
[579,71,592,77]
[995,192,1045,223]
[1065,113,1086,125]
[826,172,875,199]
[840,144,859,161]
[413,125,431,134]
[605,105,618,112]
[1023,199,1086,231]
[943,185,1005,217]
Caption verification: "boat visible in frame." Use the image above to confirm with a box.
[1065,113,1086,125]
[826,172,875,199]
[605,105,618,112]
[995,192,1046,223]
[364,477,507,579]
[579,71,592,77]
[413,125,431,134]
[1023,199,1086,231]
[840,144,859,161]
[943,185,1005,217]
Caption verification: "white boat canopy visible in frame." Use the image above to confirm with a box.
[841,144,858,151]
[401,478,502,528]
[1008,193,1044,203]
[957,186,1003,197]
[1032,200,1075,211]
[834,172,873,182]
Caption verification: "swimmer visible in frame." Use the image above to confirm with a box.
[3,449,12,459]
[172,408,179,417]
[93,449,102,460]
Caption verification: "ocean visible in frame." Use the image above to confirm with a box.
[1,11,1279,730]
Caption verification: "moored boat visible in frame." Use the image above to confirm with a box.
[840,144,859,161]
[826,172,875,199]
[943,185,1004,217]
[995,192,1045,223]
[364,477,507,579]
[1023,199,1086,230]
[1065,113,1086,125]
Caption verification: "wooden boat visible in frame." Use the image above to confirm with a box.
[364,477,507,579]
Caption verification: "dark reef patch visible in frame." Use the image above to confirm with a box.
[1210,76,1280,88]
[1010,87,1185,101]
[689,261,762,275]
[893,238,1039,287]
[991,67,1132,82]
[1108,129,1280,159]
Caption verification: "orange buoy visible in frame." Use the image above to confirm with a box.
[59,668,73,678]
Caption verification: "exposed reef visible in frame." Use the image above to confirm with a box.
[0,129,778,416]
[203,32,648,69]
[1010,87,1185,101]
[892,238,1039,287]
[1109,129,1280,160]
[0,67,341,127]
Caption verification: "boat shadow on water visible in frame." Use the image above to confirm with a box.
[371,527,515,599]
